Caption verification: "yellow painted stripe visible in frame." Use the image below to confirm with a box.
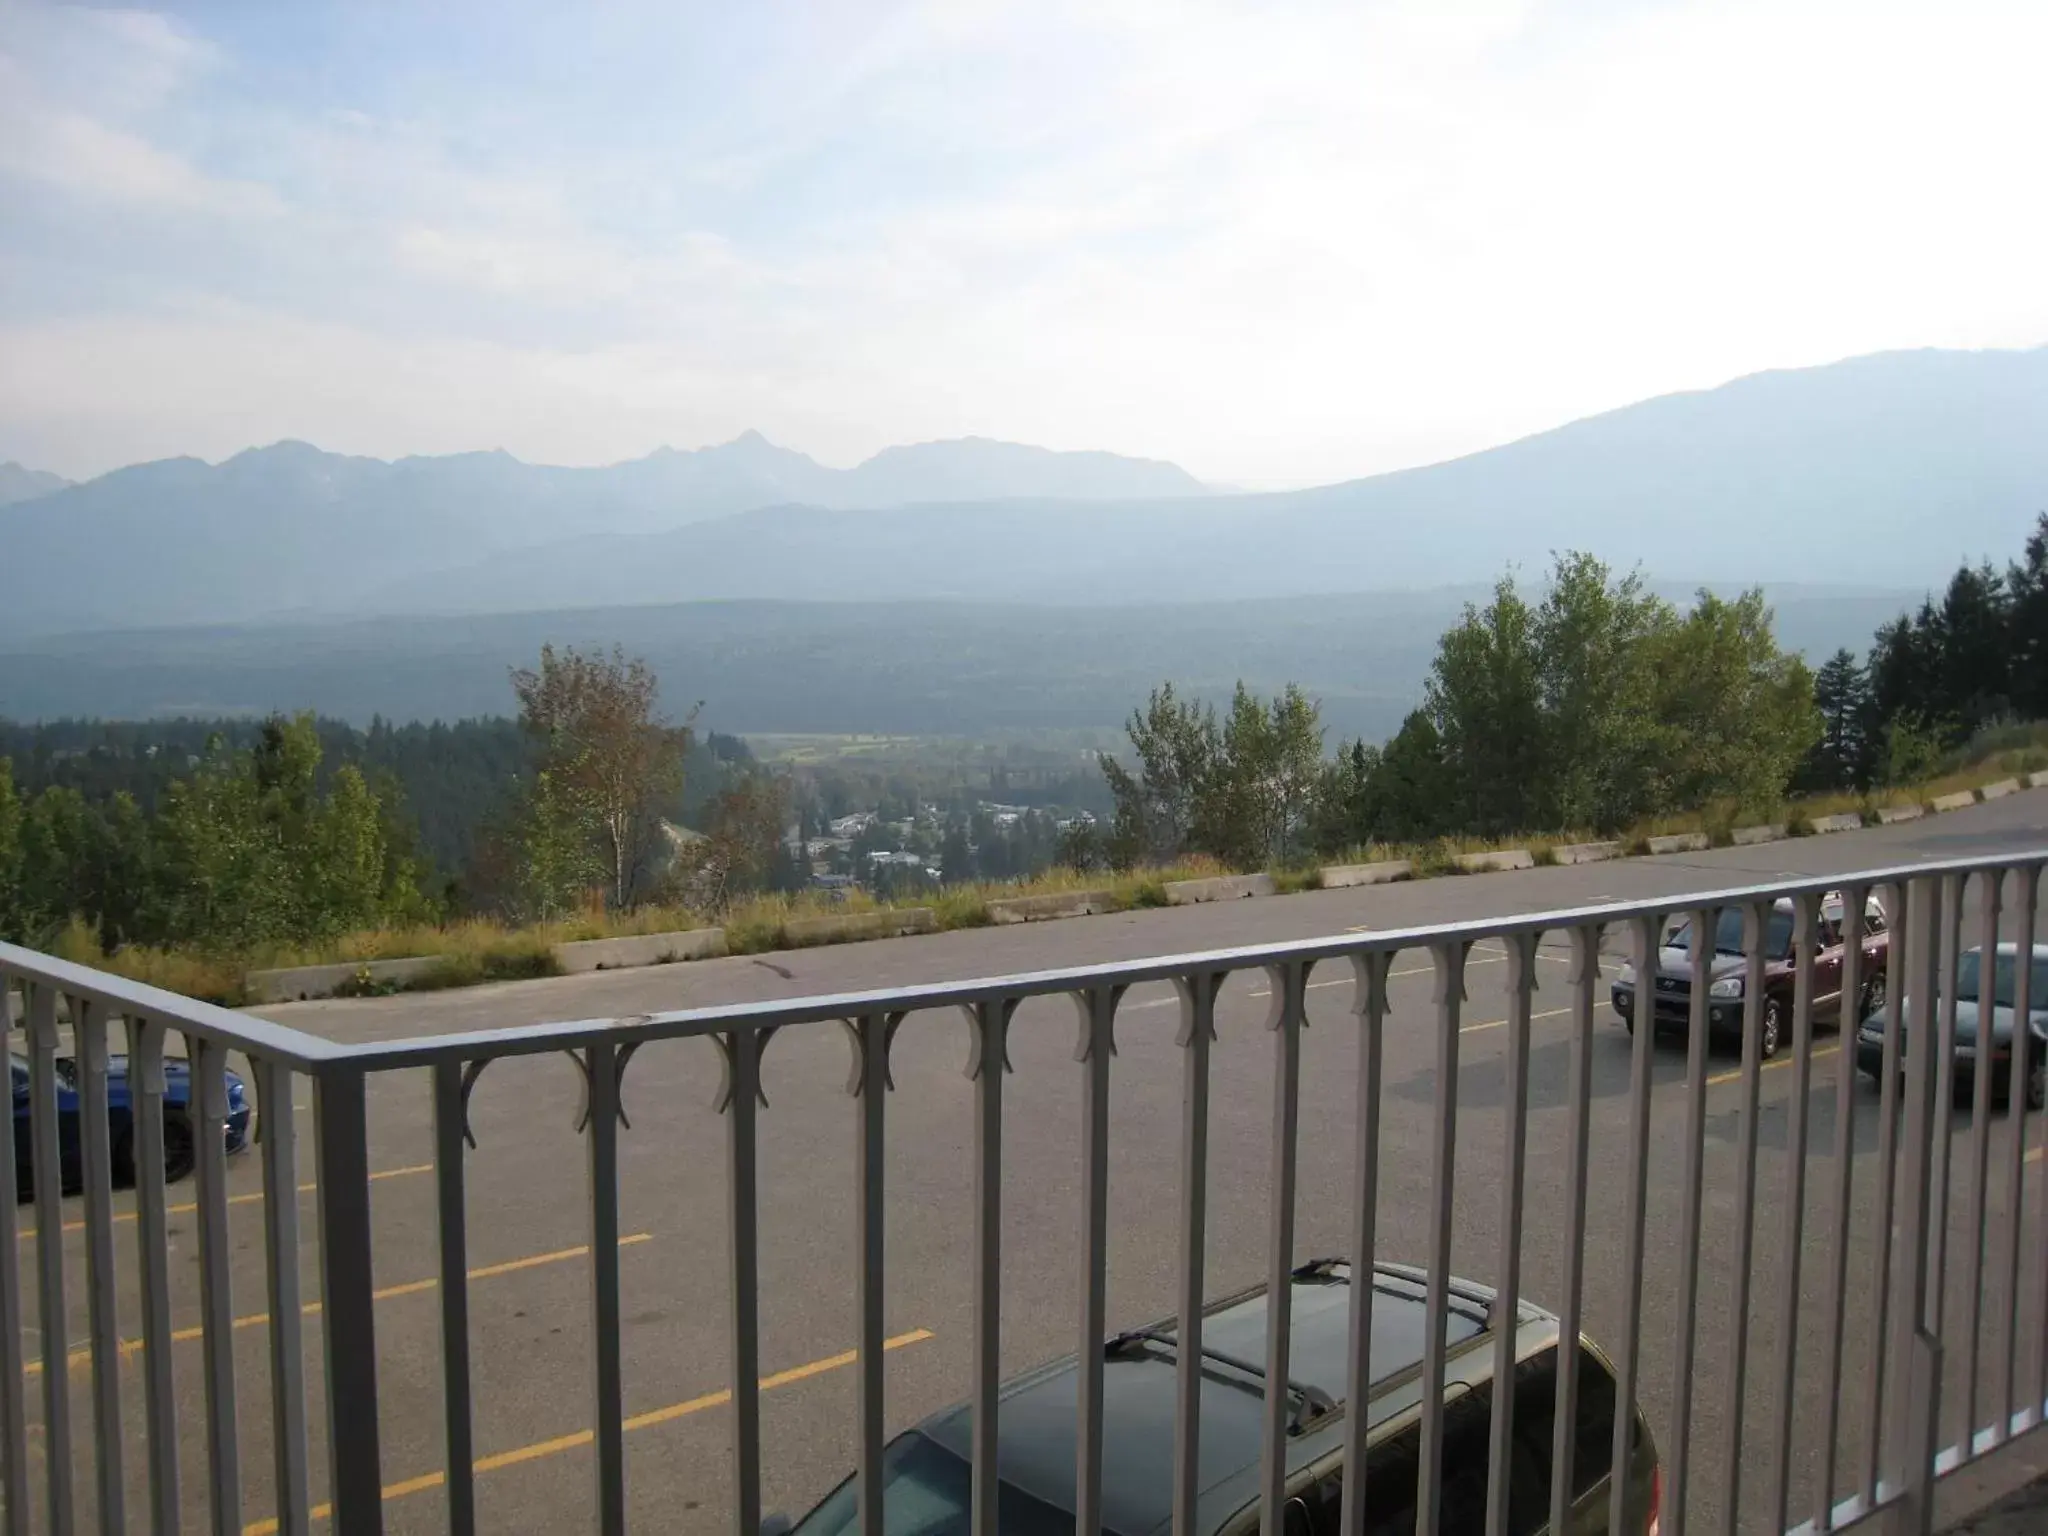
[241,1328,937,1535]
[1707,1043,1841,1088]
[19,1162,434,1243]
[1459,1005,1574,1037]
[30,1234,652,1376]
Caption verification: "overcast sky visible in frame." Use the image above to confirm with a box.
[2,0,2043,487]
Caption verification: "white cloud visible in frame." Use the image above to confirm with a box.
[0,0,2044,483]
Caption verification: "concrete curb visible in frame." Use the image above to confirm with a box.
[1552,841,1623,865]
[784,908,937,946]
[2030,770,2048,789]
[555,929,726,973]
[1453,849,1534,874]
[1646,832,1710,854]
[1981,778,2022,800]
[246,956,446,1003]
[1932,791,1977,812]
[1731,824,1787,846]
[1165,873,1279,904]
[1318,860,1412,889]
[1808,812,1864,834]
[986,890,1116,924]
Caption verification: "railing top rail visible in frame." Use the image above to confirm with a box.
[0,940,347,1070]
[335,846,2048,1071]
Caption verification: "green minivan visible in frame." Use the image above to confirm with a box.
[786,1258,1661,1535]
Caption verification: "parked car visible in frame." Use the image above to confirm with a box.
[1610,890,1889,1059]
[11,1050,250,1199]
[1855,943,2048,1109]
[778,1259,1660,1536]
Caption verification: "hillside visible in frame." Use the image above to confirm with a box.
[0,434,1205,635]
[3,344,2041,633]
[0,584,1919,743]
[0,462,68,506]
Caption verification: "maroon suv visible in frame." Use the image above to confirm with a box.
[1610,890,1891,1058]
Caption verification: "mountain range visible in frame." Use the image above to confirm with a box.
[2,344,2043,638]
[0,462,69,507]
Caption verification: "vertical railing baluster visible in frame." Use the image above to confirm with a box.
[966,997,1015,1536]
[722,1030,763,1536]
[1260,961,1309,1536]
[589,1040,626,1536]
[1172,972,1223,1536]
[1887,875,1946,1518]
[1719,901,1769,1536]
[1958,871,2002,1447]
[1927,873,1965,1340]
[1340,951,1392,1536]
[128,1015,180,1534]
[1609,915,1659,1536]
[76,999,127,1533]
[1768,893,1820,1534]
[0,977,28,1536]
[262,1056,313,1536]
[315,1064,384,1536]
[26,983,76,1535]
[848,1012,897,1536]
[1862,884,1907,1503]
[431,1061,474,1536]
[192,1034,242,1535]
[1072,985,1121,1536]
[1547,927,1601,1536]
[1484,934,1537,1536]
[1420,941,1466,1536]
[2004,866,2040,1429]
[1816,883,1868,1521]
[1666,910,1714,1536]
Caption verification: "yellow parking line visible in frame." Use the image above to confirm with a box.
[29,1234,652,1377]
[1460,1005,1575,1036]
[242,1328,937,1534]
[1705,1044,1840,1088]
[18,1162,434,1243]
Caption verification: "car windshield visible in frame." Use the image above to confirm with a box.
[1958,951,2048,1010]
[792,1432,1071,1536]
[1668,908,1793,959]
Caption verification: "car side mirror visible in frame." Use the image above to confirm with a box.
[761,1515,793,1536]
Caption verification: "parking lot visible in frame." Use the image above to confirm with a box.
[10,793,2048,1533]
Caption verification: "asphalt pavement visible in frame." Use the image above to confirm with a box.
[12,790,2048,1534]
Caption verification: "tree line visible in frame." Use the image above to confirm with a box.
[1102,517,2048,866]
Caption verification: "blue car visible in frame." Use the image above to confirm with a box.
[11,1050,251,1199]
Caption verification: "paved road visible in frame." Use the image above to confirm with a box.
[12,792,2048,1534]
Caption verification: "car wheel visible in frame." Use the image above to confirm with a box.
[1862,971,1887,1018]
[111,1124,136,1188]
[160,1110,197,1186]
[1760,999,1785,1061]
[2030,1059,2047,1114]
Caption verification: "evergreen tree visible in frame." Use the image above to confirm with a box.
[1802,649,1871,791]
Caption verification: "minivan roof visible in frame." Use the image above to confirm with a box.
[916,1261,1514,1536]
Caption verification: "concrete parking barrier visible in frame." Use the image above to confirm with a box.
[246,956,446,1003]
[2030,770,2048,789]
[1730,824,1787,846]
[784,907,937,946]
[1807,812,1864,834]
[1980,778,2022,800]
[1932,791,1976,812]
[986,890,1116,924]
[1318,859,1412,888]
[1164,873,1279,904]
[1452,849,1534,874]
[1876,804,1925,824]
[554,928,727,973]
[1645,832,1710,854]
[1551,842,1622,865]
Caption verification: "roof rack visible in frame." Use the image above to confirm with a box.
[1105,1326,1338,1433]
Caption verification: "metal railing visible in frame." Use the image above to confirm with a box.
[2,847,2045,1535]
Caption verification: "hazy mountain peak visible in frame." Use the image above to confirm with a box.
[0,462,71,507]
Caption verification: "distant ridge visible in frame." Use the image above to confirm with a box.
[0,462,69,507]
